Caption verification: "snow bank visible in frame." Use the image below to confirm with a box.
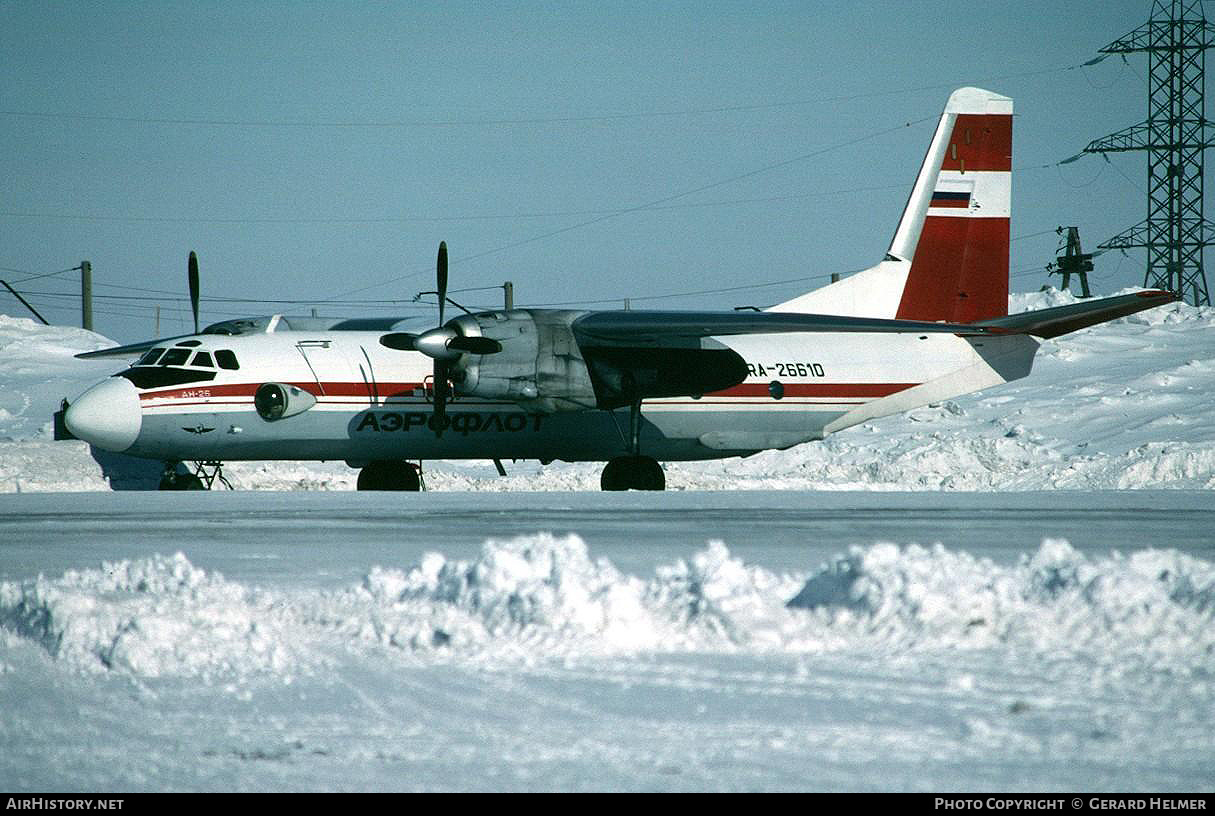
[0,315,116,442]
[0,552,300,679]
[5,535,1211,679]
[322,533,668,654]
[787,539,1215,668]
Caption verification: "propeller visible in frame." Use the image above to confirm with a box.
[188,251,200,335]
[378,242,502,437]
[436,241,447,327]
[432,242,451,436]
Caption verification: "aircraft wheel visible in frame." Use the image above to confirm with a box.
[158,472,205,491]
[357,461,421,491]
[600,456,665,491]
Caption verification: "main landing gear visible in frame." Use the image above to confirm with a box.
[600,398,666,491]
[357,460,423,491]
[601,455,665,491]
[158,460,231,491]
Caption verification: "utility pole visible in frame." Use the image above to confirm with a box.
[503,280,514,309]
[80,260,92,330]
[1084,0,1215,306]
[1047,227,1094,298]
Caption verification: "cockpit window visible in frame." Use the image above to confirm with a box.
[137,347,166,366]
[214,350,240,370]
[118,368,217,389]
[159,348,191,366]
[120,344,218,389]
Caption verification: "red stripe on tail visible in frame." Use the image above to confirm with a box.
[939,114,1011,173]
[896,216,1010,323]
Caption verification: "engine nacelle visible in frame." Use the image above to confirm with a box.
[254,382,318,421]
[447,310,597,413]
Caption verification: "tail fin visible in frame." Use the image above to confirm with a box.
[772,87,1012,323]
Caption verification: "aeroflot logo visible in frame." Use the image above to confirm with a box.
[356,411,544,435]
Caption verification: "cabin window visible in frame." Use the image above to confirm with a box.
[215,350,240,370]
[191,351,214,368]
[159,348,191,366]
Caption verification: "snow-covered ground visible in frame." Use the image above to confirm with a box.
[1,288,1213,492]
[0,292,1212,791]
[0,491,1212,791]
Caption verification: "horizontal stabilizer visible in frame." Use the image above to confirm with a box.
[975,291,1177,339]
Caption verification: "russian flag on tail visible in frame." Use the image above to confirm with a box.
[930,190,971,208]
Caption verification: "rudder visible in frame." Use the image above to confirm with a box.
[893,87,1012,323]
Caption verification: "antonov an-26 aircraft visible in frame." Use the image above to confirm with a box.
[63,87,1175,491]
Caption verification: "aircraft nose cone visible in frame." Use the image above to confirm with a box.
[65,377,142,452]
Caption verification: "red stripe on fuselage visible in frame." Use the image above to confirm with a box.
[136,380,919,403]
[710,382,917,398]
[138,381,425,401]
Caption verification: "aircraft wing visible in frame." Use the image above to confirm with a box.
[567,310,1002,409]
[572,290,1178,348]
[571,310,998,348]
[974,290,1178,339]
[75,336,191,360]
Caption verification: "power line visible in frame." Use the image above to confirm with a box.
[0,63,1081,131]
[0,162,1059,228]
[1011,228,1062,243]
[0,187,907,225]
[13,266,79,284]
[325,112,941,300]
[1,264,78,283]
[523,270,862,308]
[0,223,1084,319]
[13,288,437,311]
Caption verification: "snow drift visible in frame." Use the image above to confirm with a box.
[4,535,1211,679]
[0,552,298,679]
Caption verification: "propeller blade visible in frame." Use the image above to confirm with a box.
[430,360,449,437]
[188,251,200,335]
[379,332,420,351]
[446,335,502,355]
[436,241,448,327]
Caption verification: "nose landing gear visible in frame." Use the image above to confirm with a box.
[158,460,231,490]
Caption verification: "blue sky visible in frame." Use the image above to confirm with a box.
[1,1,1161,341]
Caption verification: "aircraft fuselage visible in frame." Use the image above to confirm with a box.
[69,324,1037,466]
